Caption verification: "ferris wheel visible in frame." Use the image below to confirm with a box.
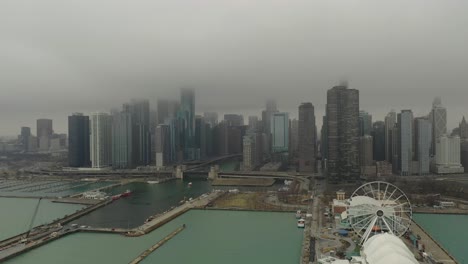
[347,181,412,244]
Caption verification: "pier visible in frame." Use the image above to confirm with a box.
[128,225,186,264]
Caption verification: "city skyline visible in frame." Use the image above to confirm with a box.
[2,0,468,135]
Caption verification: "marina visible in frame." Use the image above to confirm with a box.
[4,210,303,264]
[0,180,117,198]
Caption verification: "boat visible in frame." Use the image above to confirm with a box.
[111,195,121,201]
[147,181,159,184]
[188,182,193,187]
[297,219,305,228]
[295,210,302,219]
[121,190,132,197]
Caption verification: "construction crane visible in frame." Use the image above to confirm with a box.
[21,198,42,242]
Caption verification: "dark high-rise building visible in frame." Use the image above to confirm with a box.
[155,124,171,167]
[157,99,169,125]
[37,119,53,139]
[384,111,397,163]
[321,115,328,160]
[20,127,31,152]
[298,102,316,173]
[360,135,373,166]
[248,116,260,132]
[459,116,468,140]
[68,113,90,167]
[203,112,218,127]
[179,88,196,160]
[131,99,151,166]
[397,110,414,176]
[37,119,53,150]
[359,111,373,136]
[112,104,133,169]
[224,114,244,127]
[372,121,385,161]
[326,85,360,182]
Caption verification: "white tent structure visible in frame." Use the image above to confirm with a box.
[361,233,419,264]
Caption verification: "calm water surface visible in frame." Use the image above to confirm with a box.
[7,210,303,264]
[413,213,467,264]
[0,198,84,241]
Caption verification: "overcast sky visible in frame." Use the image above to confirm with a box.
[1,0,468,136]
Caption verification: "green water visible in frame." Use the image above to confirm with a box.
[413,214,467,263]
[0,198,85,241]
[7,210,303,264]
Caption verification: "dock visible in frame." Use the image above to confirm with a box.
[211,178,275,186]
[410,219,458,264]
[128,225,186,264]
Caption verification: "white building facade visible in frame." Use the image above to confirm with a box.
[90,112,112,168]
[434,135,464,174]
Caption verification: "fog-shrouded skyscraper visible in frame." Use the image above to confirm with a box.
[431,97,447,155]
[459,116,468,140]
[156,99,169,125]
[203,112,218,127]
[271,112,289,153]
[179,88,197,160]
[37,119,53,150]
[155,124,171,168]
[242,135,256,171]
[131,99,150,166]
[359,111,373,136]
[415,118,431,175]
[326,85,360,182]
[224,114,244,127]
[298,102,316,173]
[20,127,31,152]
[112,104,133,169]
[398,110,413,176]
[384,111,396,163]
[68,113,90,167]
[289,119,299,159]
[248,116,260,132]
[360,135,373,166]
[90,112,112,168]
[372,121,385,162]
[262,100,278,134]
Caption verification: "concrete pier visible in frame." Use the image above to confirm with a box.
[128,225,186,264]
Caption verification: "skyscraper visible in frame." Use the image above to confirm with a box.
[359,111,373,136]
[248,116,260,132]
[398,110,413,176]
[372,121,385,161]
[384,111,396,162]
[90,112,112,168]
[415,118,431,175]
[271,112,289,153]
[131,99,151,165]
[20,127,31,152]
[224,114,244,127]
[112,105,133,169]
[431,97,447,155]
[434,135,464,174]
[155,124,171,168]
[68,113,90,167]
[459,116,468,140]
[179,88,196,160]
[242,135,256,171]
[203,112,218,127]
[262,99,278,135]
[326,85,360,182]
[289,119,299,159]
[156,99,169,125]
[37,119,53,151]
[360,135,373,166]
[298,102,316,172]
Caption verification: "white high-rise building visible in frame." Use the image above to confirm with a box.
[434,135,464,174]
[90,112,112,168]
